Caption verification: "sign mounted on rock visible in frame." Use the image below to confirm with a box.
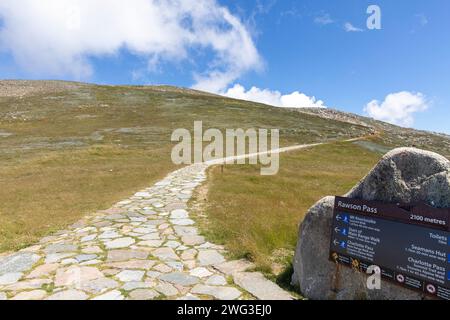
[330,196,449,300]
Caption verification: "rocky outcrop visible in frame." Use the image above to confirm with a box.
[292,148,450,300]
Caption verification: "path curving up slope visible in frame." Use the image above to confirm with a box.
[0,143,320,300]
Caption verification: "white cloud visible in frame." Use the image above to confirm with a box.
[416,14,428,26]
[222,84,327,108]
[344,22,363,32]
[314,13,334,25]
[0,0,261,91]
[364,91,429,127]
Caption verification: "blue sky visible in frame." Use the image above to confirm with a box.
[0,0,449,133]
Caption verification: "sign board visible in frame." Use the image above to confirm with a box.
[329,196,449,300]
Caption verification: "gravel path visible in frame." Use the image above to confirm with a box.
[0,144,318,300]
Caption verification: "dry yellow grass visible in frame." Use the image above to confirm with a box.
[192,142,382,277]
[1,81,448,257]
[0,82,375,253]
[0,145,177,252]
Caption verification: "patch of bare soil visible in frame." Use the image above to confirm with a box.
[188,170,211,229]
[0,80,81,98]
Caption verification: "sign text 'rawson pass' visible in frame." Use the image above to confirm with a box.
[329,196,449,300]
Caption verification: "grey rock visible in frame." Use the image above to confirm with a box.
[45,253,75,264]
[104,214,125,221]
[166,261,184,271]
[128,289,159,300]
[153,263,173,273]
[348,147,450,207]
[98,230,120,239]
[233,272,292,300]
[44,244,77,254]
[0,272,23,285]
[144,219,166,226]
[122,281,152,291]
[107,249,149,262]
[133,227,156,234]
[197,250,225,266]
[174,226,198,237]
[153,202,164,208]
[80,277,119,294]
[159,272,199,286]
[205,275,227,286]
[213,260,255,275]
[181,249,197,260]
[104,260,156,270]
[170,218,195,226]
[164,203,187,212]
[154,282,178,296]
[11,290,47,300]
[115,270,145,282]
[3,278,52,291]
[61,258,78,265]
[190,267,213,278]
[104,237,135,249]
[181,235,205,246]
[75,254,98,262]
[80,259,102,266]
[26,263,59,278]
[152,247,179,261]
[291,148,449,300]
[135,192,151,198]
[191,284,241,300]
[46,290,88,300]
[170,209,188,219]
[177,294,200,300]
[82,246,103,254]
[92,289,124,300]
[165,240,181,249]
[146,271,162,278]
[81,234,97,242]
[54,266,104,287]
[138,240,164,247]
[142,209,157,215]
[138,233,160,240]
[0,252,40,276]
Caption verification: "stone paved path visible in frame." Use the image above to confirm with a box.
[0,144,319,300]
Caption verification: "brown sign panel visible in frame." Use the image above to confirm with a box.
[330,196,449,300]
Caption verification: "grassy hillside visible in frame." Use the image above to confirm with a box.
[192,139,449,286]
[0,80,371,252]
[298,107,450,158]
[190,142,381,283]
[0,80,448,255]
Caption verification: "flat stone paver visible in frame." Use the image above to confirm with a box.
[192,284,242,300]
[0,146,305,300]
[46,289,89,300]
[0,253,40,275]
[233,272,293,300]
[0,273,23,285]
[129,289,159,300]
[11,289,47,300]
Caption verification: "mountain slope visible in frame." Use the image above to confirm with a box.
[297,107,450,158]
[0,80,448,252]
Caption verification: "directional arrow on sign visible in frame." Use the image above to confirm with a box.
[334,227,341,233]
[333,239,339,246]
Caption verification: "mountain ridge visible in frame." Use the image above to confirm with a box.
[2,79,447,135]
